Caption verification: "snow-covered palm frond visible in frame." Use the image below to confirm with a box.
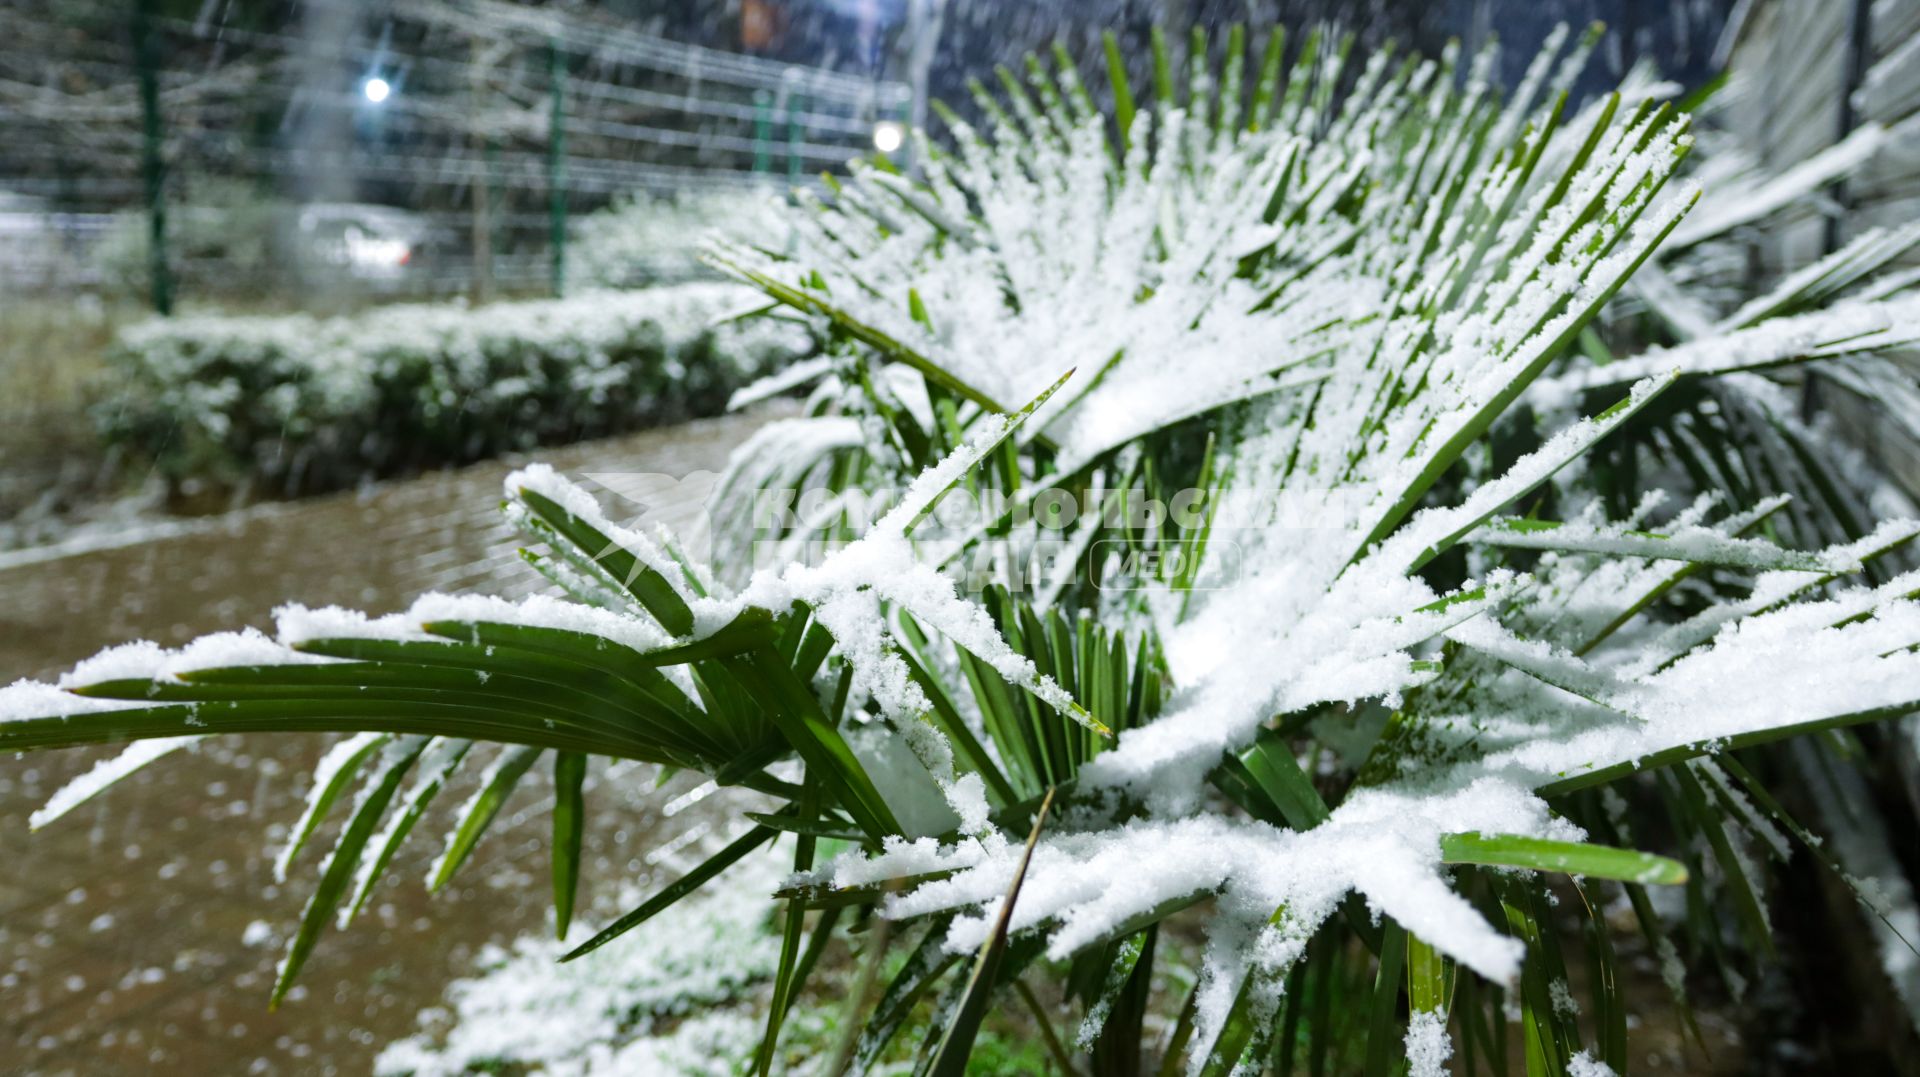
[8,22,1920,1075]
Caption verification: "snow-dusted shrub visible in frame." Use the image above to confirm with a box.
[97,283,811,496]
[10,23,1920,1075]
[573,188,794,289]
[91,178,284,300]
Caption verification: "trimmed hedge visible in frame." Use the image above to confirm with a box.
[97,284,811,497]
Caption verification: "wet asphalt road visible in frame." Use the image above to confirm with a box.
[0,408,779,1075]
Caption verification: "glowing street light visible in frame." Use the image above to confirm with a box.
[872,120,904,154]
[362,77,392,104]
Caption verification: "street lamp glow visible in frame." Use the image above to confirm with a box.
[872,120,905,154]
[362,77,391,104]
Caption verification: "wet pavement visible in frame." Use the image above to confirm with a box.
[0,407,785,1075]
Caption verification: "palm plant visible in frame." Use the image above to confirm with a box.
[8,22,1920,1075]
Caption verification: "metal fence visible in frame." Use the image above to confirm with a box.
[0,0,912,309]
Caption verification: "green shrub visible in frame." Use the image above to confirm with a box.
[90,178,284,300]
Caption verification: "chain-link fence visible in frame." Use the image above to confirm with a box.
[0,0,910,311]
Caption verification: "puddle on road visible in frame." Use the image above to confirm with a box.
[1,406,788,1075]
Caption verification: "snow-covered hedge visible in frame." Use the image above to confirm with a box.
[97,283,811,495]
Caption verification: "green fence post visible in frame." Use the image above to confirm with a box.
[753,89,772,174]
[548,38,567,297]
[133,0,171,315]
[786,90,805,185]
[895,100,911,171]
[470,39,495,305]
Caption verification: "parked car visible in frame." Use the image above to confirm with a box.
[292,202,439,287]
